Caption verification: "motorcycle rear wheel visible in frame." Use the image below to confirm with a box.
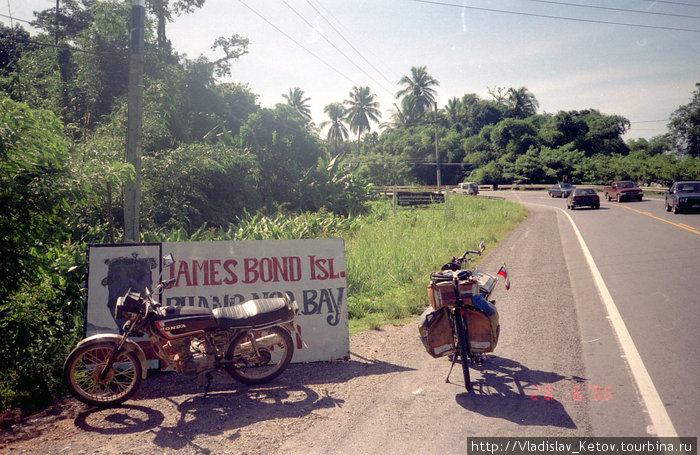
[225,326,294,385]
[63,342,143,407]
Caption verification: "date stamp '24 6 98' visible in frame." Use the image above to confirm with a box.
[528,384,613,402]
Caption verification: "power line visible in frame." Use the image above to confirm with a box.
[406,0,700,33]
[1,34,99,55]
[280,0,395,97]
[238,0,361,88]
[312,1,403,84]
[636,0,700,9]
[0,12,31,25]
[304,0,399,92]
[514,0,700,20]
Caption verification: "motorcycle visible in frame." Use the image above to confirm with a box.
[419,241,503,391]
[63,254,300,407]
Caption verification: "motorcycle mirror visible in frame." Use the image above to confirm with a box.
[163,253,174,268]
[479,240,485,252]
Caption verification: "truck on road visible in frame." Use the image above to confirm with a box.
[603,181,643,202]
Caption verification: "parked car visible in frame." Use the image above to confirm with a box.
[454,182,479,195]
[665,181,700,214]
[567,188,600,210]
[603,181,643,202]
[548,183,575,198]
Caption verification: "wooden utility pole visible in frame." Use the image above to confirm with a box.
[124,0,145,243]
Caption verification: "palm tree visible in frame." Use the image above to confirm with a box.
[343,86,381,152]
[282,87,312,123]
[445,97,462,124]
[380,102,410,129]
[506,87,539,119]
[319,102,349,153]
[395,65,439,122]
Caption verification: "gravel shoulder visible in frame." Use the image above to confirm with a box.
[1,323,417,455]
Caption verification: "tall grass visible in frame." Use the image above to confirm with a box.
[345,197,528,332]
[144,197,528,333]
[143,209,361,242]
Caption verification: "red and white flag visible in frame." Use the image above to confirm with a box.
[497,264,510,290]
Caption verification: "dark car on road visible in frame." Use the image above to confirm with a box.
[548,182,575,198]
[665,181,700,214]
[567,188,600,210]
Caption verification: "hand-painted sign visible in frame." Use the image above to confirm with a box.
[86,239,349,363]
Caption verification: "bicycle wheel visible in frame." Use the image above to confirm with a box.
[225,326,294,385]
[453,309,472,391]
[63,342,143,407]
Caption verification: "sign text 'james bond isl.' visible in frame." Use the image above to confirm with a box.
[86,239,349,363]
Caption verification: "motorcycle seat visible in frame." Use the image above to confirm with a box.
[213,297,293,329]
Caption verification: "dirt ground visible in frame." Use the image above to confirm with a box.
[1,323,418,455]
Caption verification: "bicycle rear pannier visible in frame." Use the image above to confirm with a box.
[418,306,455,358]
[465,295,500,353]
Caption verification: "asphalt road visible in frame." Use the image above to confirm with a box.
[279,190,698,454]
[502,190,699,438]
[280,192,700,454]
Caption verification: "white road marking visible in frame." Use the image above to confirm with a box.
[558,208,678,437]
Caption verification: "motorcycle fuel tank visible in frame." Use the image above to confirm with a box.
[155,307,217,339]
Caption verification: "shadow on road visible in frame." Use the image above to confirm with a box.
[287,351,417,386]
[454,356,580,429]
[70,353,412,450]
[73,382,343,452]
[74,404,165,434]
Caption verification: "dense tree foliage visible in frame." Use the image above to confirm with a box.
[668,83,700,158]
[351,89,697,187]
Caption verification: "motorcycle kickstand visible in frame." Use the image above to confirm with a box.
[445,352,458,383]
[203,372,214,399]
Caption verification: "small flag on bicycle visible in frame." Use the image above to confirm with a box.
[497,264,510,290]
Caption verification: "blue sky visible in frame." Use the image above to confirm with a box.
[3,0,699,139]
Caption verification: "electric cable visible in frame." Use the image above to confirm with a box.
[406,0,700,33]
[304,0,399,91]
[280,0,395,97]
[238,0,361,88]
[513,0,700,20]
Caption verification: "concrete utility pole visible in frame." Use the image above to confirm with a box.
[434,102,441,188]
[124,0,145,243]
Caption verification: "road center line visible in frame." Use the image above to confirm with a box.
[558,207,678,437]
[607,203,700,236]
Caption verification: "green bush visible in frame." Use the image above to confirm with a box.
[0,242,84,411]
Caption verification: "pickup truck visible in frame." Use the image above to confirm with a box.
[603,181,643,202]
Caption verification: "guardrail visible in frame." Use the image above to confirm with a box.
[373,184,669,194]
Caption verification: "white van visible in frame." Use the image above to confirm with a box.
[456,182,479,195]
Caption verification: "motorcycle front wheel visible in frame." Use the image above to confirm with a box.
[225,326,294,385]
[63,342,143,407]
[453,309,472,392]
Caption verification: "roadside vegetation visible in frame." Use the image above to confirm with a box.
[0,1,697,413]
[345,197,526,332]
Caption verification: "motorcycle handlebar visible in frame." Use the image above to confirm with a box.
[458,250,481,262]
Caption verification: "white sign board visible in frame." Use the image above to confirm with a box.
[86,239,349,363]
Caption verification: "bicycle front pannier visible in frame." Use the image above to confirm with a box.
[418,306,455,358]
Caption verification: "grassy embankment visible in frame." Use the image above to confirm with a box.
[345,196,528,333]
